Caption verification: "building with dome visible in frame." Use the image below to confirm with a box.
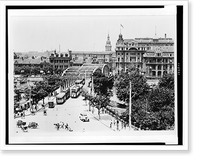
[114,33,174,79]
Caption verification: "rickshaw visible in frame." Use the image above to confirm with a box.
[16,120,26,128]
[28,122,38,129]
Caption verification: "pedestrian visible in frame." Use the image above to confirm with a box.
[56,124,59,131]
[124,122,126,129]
[110,121,112,128]
[117,120,119,131]
[65,123,68,130]
[113,120,116,126]
[35,105,37,111]
[43,109,47,116]
[22,111,25,119]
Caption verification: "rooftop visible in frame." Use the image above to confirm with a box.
[14,57,50,65]
[62,63,109,77]
[147,46,174,53]
[71,51,114,55]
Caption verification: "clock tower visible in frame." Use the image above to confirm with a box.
[105,34,112,51]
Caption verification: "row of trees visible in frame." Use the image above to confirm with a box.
[82,72,114,119]
[83,67,175,130]
[115,68,175,130]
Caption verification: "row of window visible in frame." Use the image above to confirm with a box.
[150,65,173,70]
[150,70,173,77]
[117,47,151,51]
[117,52,144,56]
[51,54,69,57]
[147,58,174,63]
[50,60,69,63]
[117,56,141,62]
[54,65,68,69]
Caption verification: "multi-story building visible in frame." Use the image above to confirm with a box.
[114,33,145,74]
[114,33,174,78]
[71,34,115,69]
[49,50,72,71]
[143,45,174,79]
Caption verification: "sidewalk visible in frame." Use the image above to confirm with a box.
[85,104,131,132]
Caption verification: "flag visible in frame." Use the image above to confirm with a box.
[120,24,124,28]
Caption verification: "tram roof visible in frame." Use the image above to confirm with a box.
[56,92,66,98]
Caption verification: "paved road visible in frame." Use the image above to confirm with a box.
[14,94,112,134]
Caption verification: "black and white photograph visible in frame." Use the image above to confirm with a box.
[0,1,188,150]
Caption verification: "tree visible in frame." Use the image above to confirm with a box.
[117,68,175,130]
[87,94,110,119]
[93,71,114,97]
[37,88,48,104]
[148,87,174,112]
[81,88,90,106]
[159,73,174,90]
[115,68,150,104]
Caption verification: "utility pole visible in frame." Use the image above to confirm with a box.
[28,62,32,111]
[129,80,132,130]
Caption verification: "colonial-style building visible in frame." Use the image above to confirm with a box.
[114,33,174,78]
[71,34,115,69]
[49,50,72,70]
[114,33,145,74]
[143,45,174,78]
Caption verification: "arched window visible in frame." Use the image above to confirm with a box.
[129,47,138,51]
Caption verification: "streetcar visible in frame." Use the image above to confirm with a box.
[63,88,70,100]
[75,79,85,89]
[56,88,71,104]
[56,92,67,104]
[71,86,81,98]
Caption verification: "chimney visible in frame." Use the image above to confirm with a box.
[165,33,166,39]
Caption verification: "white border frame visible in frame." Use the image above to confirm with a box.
[0,1,188,150]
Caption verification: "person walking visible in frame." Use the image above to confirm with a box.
[110,120,112,128]
[43,109,47,116]
[117,120,119,131]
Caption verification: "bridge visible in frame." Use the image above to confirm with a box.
[60,63,110,91]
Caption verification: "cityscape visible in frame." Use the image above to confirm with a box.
[11,10,175,143]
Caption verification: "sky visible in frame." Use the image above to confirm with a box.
[9,8,176,52]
